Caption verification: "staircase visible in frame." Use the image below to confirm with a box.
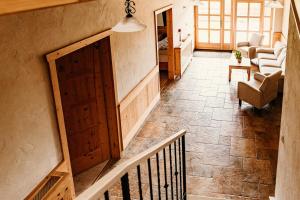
[76,130,187,200]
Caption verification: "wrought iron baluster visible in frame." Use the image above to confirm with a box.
[137,165,143,200]
[121,173,131,200]
[169,144,174,200]
[174,141,179,200]
[182,135,187,200]
[104,191,109,200]
[147,158,154,200]
[156,153,162,200]
[178,138,182,200]
[163,148,169,200]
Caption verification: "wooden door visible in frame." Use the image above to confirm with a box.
[56,40,111,175]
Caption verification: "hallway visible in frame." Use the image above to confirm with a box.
[123,52,282,199]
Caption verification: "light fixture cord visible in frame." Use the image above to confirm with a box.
[125,0,136,17]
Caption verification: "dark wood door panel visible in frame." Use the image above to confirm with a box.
[56,40,112,175]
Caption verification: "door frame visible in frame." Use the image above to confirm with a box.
[46,29,122,195]
[154,5,176,80]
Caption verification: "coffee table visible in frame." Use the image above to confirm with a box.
[228,54,251,82]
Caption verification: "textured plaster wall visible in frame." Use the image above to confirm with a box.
[275,10,300,200]
[0,0,194,199]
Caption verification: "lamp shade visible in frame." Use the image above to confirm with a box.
[112,16,146,33]
[265,0,283,8]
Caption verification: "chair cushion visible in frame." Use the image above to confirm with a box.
[251,58,259,66]
[249,33,264,46]
[259,59,281,69]
[274,41,287,58]
[257,53,277,60]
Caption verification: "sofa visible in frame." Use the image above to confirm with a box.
[237,33,264,59]
[251,41,287,92]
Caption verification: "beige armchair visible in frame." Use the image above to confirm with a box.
[237,33,264,59]
[238,70,282,109]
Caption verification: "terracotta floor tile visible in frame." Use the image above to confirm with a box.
[106,52,282,199]
[212,108,233,121]
[230,138,256,157]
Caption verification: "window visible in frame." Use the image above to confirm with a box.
[263,7,273,46]
[235,0,273,47]
[195,0,273,49]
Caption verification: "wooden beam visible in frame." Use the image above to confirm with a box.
[0,0,92,16]
[46,29,112,61]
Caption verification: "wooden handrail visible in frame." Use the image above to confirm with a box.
[291,0,300,37]
[76,129,187,200]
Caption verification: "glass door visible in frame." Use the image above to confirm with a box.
[195,0,233,50]
[235,0,264,44]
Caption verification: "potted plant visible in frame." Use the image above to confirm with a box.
[235,51,242,63]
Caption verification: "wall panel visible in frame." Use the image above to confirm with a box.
[119,67,160,148]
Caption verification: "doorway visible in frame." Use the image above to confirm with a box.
[47,31,121,195]
[155,5,175,89]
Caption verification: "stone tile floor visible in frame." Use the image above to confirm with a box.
[110,52,282,200]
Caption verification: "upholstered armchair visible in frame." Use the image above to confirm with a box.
[238,70,282,109]
[237,33,264,59]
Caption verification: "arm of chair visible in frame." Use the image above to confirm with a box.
[237,42,250,47]
[256,47,274,54]
[248,46,257,59]
[238,81,262,107]
[254,72,266,82]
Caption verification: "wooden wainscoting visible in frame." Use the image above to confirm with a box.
[119,66,160,148]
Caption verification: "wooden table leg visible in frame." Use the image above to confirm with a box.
[247,69,251,81]
[229,67,232,82]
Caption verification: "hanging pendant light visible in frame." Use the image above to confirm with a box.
[265,0,284,9]
[112,0,146,32]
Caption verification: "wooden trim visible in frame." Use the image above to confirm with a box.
[47,29,112,61]
[166,9,175,79]
[76,130,187,200]
[46,30,121,196]
[154,5,175,80]
[0,0,92,16]
[25,164,70,199]
[120,66,159,111]
[154,4,173,15]
[48,60,73,175]
[291,0,300,38]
